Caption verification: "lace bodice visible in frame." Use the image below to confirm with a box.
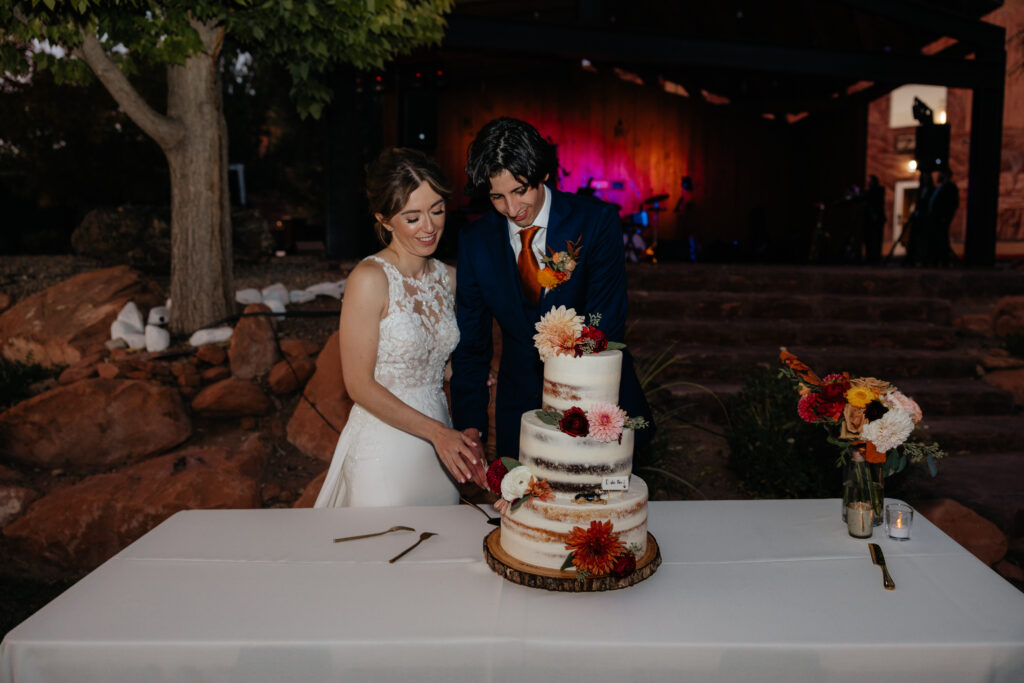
[366,255,459,391]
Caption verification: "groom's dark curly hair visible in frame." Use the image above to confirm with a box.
[464,117,557,199]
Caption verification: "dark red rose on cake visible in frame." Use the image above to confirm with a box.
[578,326,608,356]
[558,406,589,437]
[610,551,637,578]
[485,459,508,495]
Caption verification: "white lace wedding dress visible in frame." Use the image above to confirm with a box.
[314,256,461,507]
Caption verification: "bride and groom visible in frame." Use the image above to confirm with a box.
[315,117,652,508]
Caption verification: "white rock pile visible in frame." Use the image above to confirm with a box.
[109,278,347,351]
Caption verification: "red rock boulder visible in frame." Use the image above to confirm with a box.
[0,265,164,368]
[268,355,316,395]
[228,303,279,379]
[286,331,352,461]
[3,433,267,576]
[0,485,39,527]
[916,498,1008,566]
[993,296,1024,338]
[57,350,106,385]
[0,378,191,470]
[196,344,227,365]
[293,470,327,508]
[191,377,272,417]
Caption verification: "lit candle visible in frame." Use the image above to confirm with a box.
[847,502,873,538]
[887,504,913,540]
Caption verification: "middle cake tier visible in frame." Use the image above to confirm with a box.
[518,410,634,493]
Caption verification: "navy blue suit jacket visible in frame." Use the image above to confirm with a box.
[451,187,652,461]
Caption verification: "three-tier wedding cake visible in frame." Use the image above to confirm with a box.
[488,306,650,579]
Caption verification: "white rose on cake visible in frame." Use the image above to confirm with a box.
[501,466,534,502]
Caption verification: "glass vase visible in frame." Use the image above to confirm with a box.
[841,460,884,527]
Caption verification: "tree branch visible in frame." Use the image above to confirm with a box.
[73,31,184,150]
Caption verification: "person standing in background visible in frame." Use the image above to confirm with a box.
[927,167,959,267]
[864,175,885,265]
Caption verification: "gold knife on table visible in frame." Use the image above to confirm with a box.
[868,543,895,590]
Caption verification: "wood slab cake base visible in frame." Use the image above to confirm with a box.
[484,528,661,592]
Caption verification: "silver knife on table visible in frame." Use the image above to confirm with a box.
[868,543,895,590]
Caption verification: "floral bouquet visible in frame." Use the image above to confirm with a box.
[779,349,945,520]
[486,458,640,580]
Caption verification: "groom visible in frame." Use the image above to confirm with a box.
[451,117,653,462]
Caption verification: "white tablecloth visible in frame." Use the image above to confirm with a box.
[3,499,1023,683]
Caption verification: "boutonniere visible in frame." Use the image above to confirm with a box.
[537,235,582,291]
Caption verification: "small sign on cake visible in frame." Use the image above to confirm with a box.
[601,475,630,491]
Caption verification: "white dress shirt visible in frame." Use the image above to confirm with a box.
[506,184,551,266]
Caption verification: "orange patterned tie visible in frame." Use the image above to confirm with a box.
[517,225,542,306]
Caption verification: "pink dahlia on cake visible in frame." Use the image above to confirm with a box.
[587,402,626,443]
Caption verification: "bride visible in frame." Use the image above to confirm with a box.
[315,148,487,507]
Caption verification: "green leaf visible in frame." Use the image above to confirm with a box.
[535,410,562,426]
[560,553,575,571]
[510,493,532,512]
[500,457,521,471]
[607,341,626,351]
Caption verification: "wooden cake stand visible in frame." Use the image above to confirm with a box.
[484,528,661,592]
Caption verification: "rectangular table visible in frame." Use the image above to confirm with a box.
[3,500,1024,683]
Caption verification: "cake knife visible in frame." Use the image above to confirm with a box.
[868,543,895,590]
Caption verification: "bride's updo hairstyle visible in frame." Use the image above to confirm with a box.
[366,147,452,245]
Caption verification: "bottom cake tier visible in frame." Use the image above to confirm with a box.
[499,476,649,571]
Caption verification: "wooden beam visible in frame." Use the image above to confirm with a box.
[443,15,1004,89]
[834,0,1004,46]
[964,52,1006,267]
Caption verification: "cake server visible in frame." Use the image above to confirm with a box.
[460,496,501,526]
[868,543,895,590]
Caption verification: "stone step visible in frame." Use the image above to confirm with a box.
[631,345,977,381]
[905,453,1024,537]
[659,378,1016,421]
[625,262,1024,299]
[627,318,955,351]
[628,291,953,325]
[920,415,1024,454]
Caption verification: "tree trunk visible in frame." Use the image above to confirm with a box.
[164,23,234,335]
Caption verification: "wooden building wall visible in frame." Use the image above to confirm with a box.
[370,55,868,262]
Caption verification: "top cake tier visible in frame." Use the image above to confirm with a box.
[542,349,622,413]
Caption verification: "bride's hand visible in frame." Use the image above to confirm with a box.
[433,427,486,485]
